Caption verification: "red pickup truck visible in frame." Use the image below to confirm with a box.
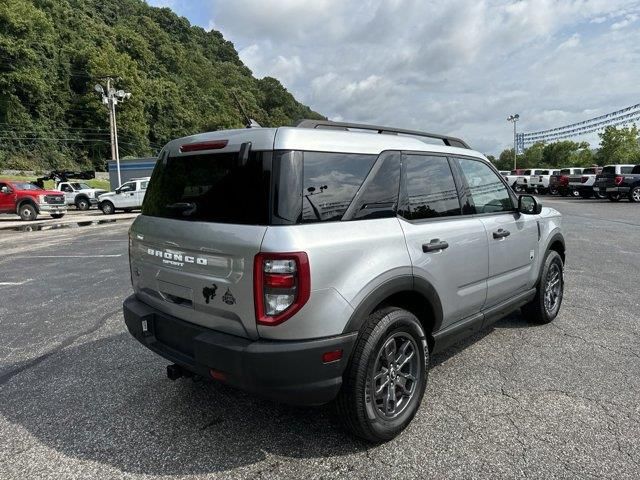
[0,179,67,221]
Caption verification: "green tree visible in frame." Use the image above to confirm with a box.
[496,148,515,170]
[597,125,640,164]
[541,141,588,168]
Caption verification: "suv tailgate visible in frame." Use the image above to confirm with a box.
[130,216,265,340]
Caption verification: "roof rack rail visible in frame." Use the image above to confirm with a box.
[296,119,470,149]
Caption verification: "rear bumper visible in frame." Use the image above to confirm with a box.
[123,295,357,406]
[605,187,630,193]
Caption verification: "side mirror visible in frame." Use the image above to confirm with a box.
[115,188,121,194]
[518,195,542,215]
[1,186,10,194]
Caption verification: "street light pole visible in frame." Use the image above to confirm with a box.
[94,79,132,187]
[507,114,520,170]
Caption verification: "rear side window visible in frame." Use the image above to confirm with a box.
[302,152,376,223]
[583,168,596,174]
[621,166,633,174]
[602,166,615,174]
[456,158,513,214]
[350,152,401,220]
[143,151,271,224]
[399,155,460,220]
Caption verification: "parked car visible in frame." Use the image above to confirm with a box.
[568,167,605,199]
[55,181,107,210]
[0,179,67,221]
[515,169,547,193]
[554,168,584,196]
[503,169,527,192]
[98,177,150,214]
[122,119,566,442]
[595,164,639,202]
[529,169,561,194]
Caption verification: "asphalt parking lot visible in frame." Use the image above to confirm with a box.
[1,198,639,479]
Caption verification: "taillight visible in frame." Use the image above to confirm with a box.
[581,176,588,183]
[560,175,569,186]
[254,252,310,326]
[615,175,624,185]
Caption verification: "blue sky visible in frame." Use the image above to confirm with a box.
[147,0,640,154]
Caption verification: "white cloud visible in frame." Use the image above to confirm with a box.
[175,0,640,154]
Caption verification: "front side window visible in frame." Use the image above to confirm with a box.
[302,152,376,223]
[140,181,149,190]
[399,155,460,220]
[456,158,513,214]
[119,183,134,192]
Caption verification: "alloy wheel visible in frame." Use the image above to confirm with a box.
[544,263,562,315]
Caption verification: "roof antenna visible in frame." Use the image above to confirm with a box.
[232,91,261,128]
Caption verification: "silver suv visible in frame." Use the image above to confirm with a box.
[123,120,566,442]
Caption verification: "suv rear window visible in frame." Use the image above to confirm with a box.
[143,151,272,224]
[602,166,615,174]
[583,168,596,174]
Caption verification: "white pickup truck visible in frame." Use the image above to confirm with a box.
[528,169,561,194]
[98,177,150,214]
[515,169,547,193]
[501,169,526,192]
[568,167,604,199]
[56,181,107,210]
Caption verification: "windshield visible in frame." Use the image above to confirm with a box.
[71,182,91,190]
[11,182,42,191]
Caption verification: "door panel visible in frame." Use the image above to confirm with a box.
[480,213,538,306]
[400,218,488,326]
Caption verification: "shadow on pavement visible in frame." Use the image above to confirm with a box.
[0,333,368,475]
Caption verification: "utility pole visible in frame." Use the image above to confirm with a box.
[94,78,132,187]
[507,114,520,170]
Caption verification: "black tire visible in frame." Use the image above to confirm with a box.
[100,201,115,215]
[570,189,580,197]
[19,203,38,221]
[336,308,428,443]
[75,197,90,211]
[594,190,607,199]
[521,250,564,324]
[50,213,65,219]
[608,193,621,202]
[549,186,559,196]
[123,208,133,213]
[629,186,640,203]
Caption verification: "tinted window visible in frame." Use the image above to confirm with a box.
[621,166,633,174]
[632,165,640,174]
[457,158,513,214]
[602,166,615,174]
[350,152,400,220]
[143,151,271,224]
[400,155,460,220]
[560,169,571,174]
[583,168,596,174]
[540,170,549,175]
[302,152,376,223]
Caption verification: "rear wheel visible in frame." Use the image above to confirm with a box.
[594,189,607,199]
[570,189,580,197]
[549,186,559,196]
[336,308,428,443]
[19,204,37,221]
[100,201,115,215]
[75,197,90,211]
[629,186,640,203]
[608,193,621,202]
[522,250,564,324]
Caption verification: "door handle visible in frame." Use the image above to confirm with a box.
[493,229,511,239]
[422,239,449,253]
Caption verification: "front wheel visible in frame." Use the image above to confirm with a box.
[100,201,115,215]
[549,186,559,196]
[19,204,37,221]
[75,197,90,211]
[336,308,428,443]
[521,250,564,324]
[629,186,640,203]
[594,189,607,199]
[570,189,580,197]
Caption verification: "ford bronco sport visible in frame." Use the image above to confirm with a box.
[123,120,565,442]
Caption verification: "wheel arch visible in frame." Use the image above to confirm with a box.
[342,276,444,352]
[17,197,39,213]
[75,194,90,205]
[546,232,566,265]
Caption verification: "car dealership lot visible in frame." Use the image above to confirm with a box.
[0,198,639,479]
